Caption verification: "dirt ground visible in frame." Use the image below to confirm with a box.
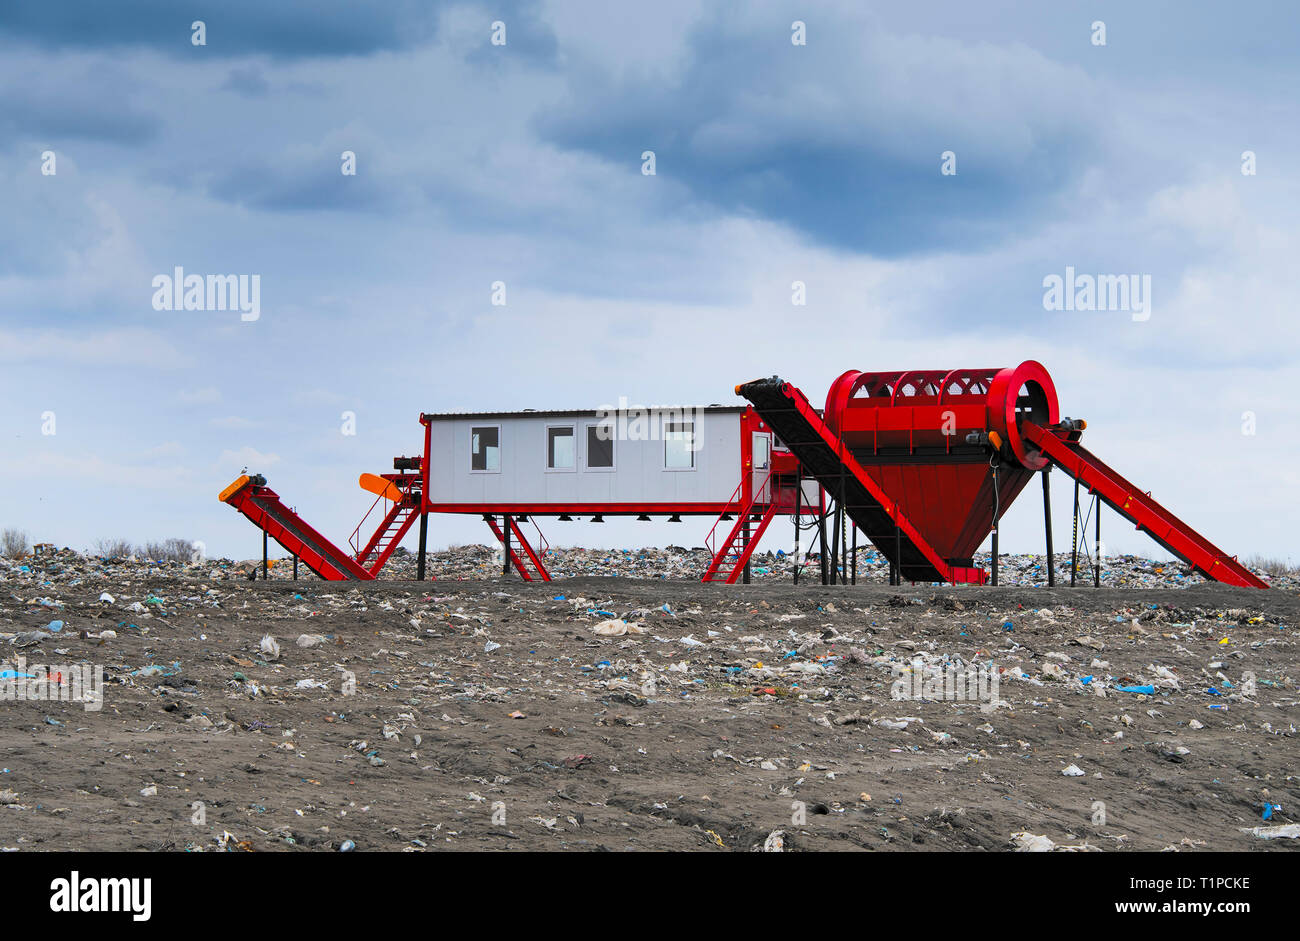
[2,573,1297,852]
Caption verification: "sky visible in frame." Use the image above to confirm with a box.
[1,0,1298,566]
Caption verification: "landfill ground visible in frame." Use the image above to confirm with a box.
[1,547,1298,852]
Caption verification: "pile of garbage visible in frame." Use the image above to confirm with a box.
[1,544,1296,589]
[0,567,1293,852]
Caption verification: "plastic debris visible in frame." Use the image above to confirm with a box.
[0,542,1293,854]
[1011,831,1101,852]
[1240,824,1300,840]
[592,619,644,636]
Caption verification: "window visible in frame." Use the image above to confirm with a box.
[547,425,575,470]
[664,420,695,469]
[586,423,615,469]
[471,426,499,471]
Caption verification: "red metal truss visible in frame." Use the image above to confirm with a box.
[738,362,1264,589]
[736,377,983,584]
[1022,422,1266,589]
[220,476,373,580]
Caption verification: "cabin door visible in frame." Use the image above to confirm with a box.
[751,432,772,504]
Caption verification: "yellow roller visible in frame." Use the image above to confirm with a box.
[218,474,251,503]
[359,473,403,502]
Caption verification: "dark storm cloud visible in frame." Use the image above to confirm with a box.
[0,0,562,62]
[538,13,1101,257]
[0,1,439,57]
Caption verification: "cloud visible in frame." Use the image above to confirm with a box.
[220,65,270,97]
[217,446,281,470]
[141,441,186,459]
[0,0,562,63]
[178,387,222,405]
[0,326,194,369]
[1,0,1297,561]
[0,1,440,58]
[210,416,260,430]
[538,9,1108,256]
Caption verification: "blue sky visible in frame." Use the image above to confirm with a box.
[2,1,1297,564]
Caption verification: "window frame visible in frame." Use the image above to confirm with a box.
[545,423,577,473]
[583,421,617,472]
[469,424,502,474]
[662,417,697,471]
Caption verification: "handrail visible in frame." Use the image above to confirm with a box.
[524,516,549,556]
[349,475,418,559]
[349,491,389,556]
[705,469,775,558]
[703,480,745,557]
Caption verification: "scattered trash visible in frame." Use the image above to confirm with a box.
[1011,831,1100,852]
[1241,824,1300,840]
[0,544,1292,853]
[1011,831,1057,852]
[10,631,51,647]
[591,619,644,636]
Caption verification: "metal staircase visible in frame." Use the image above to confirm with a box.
[702,470,781,583]
[484,515,552,581]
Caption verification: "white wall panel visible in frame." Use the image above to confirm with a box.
[426,410,743,506]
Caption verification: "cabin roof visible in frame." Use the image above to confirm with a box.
[421,405,746,421]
